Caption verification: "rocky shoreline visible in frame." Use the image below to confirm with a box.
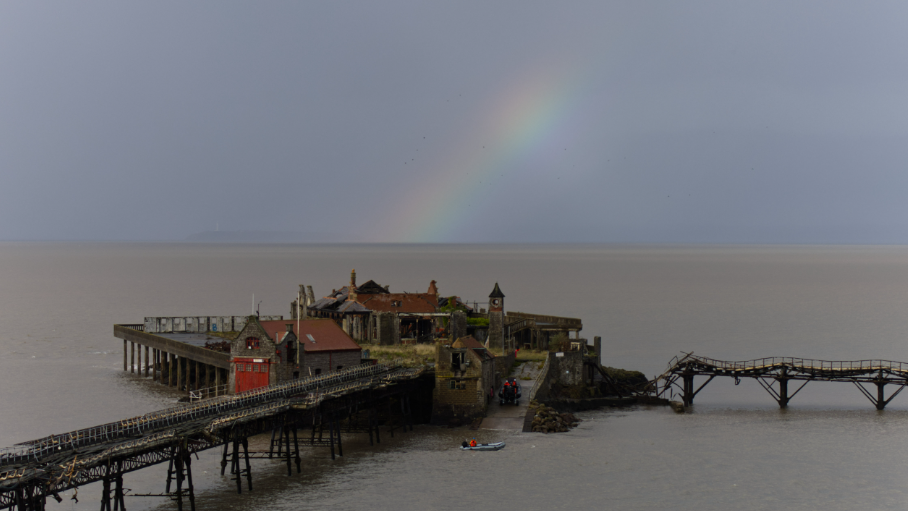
[528,401,582,433]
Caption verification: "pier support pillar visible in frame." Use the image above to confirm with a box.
[112,461,125,511]
[130,342,135,374]
[144,346,150,377]
[682,374,694,406]
[177,356,182,391]
[776,367,791,408]
[242,438,252,491]
[877,382,886,411]
[123,340,127,371]
[778,378,789,408]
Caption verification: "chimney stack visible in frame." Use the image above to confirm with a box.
[349,269,357,301]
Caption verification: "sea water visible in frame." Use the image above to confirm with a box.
[1,242,908,510]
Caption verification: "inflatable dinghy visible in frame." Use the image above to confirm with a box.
[460,441,505,451]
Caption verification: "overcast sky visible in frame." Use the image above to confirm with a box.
[3,1,908,243]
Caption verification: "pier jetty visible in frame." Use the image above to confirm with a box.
[651,353,908,409]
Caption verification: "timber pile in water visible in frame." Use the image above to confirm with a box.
[529,402,581,433]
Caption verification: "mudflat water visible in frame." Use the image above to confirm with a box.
[2,242,908,510]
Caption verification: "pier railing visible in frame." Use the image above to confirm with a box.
[0,362,393,466]
[680,355,908,375]
[528,355,550,401]
[189,384,230,401]
[651,353,908,410]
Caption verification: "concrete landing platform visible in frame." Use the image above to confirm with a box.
[479,360,541,431]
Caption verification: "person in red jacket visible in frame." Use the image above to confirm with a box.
[470,438,477,447]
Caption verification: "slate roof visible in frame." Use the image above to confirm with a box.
[356,280,389,294]
[455,335,495,360]
[336,301,372,313]
[489,282,505,298]
[259,319,361,353]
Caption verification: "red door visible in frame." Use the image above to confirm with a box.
[234,358,270,393]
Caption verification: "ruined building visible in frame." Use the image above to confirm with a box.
[432,336,497,424]
[299,270,455,344]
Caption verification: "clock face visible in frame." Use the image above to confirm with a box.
[491,298,501,307]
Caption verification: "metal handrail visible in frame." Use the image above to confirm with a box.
[189,384,230,402]
[528,355,550,401]
[680,355,908,374]
[0,363,390,466]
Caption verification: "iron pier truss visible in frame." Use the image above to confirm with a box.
[651,353,908,409]
[0,363,426,511]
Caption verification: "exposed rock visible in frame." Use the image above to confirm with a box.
[529,400,582,433]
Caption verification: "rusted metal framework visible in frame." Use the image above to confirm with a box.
[0,364,425,511]
[651,353,908,409]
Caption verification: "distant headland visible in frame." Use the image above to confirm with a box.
[184,230,341,243]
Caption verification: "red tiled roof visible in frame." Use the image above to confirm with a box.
[259,319,361,353]
[358,293,438,313]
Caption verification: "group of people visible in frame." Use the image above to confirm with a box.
[461,438,478,447]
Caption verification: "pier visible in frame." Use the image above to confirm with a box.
[0,363,427,511]
[652,354,908,409]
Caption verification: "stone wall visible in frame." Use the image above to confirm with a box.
[432,343,491,424]
[375,312,400,345]
[228,319,278,393]
[549,350,584,386]
[493,350,516,389]
[450,311,467,340]
[532,350,585,401]
[304,350,362,376]
[488,311,503,350]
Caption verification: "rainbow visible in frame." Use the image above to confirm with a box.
[375,61,586,242]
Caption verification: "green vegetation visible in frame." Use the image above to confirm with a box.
[466,317,489,327]
[548,333,571,352]
[601,366,648,385]
[438,296,469,329]
[515,349,548,362]
[206,331,238,340]
[359,343,436,367]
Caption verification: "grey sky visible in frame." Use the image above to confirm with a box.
[2,1,908,243]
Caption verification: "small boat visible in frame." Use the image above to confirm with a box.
[460,441,505,451]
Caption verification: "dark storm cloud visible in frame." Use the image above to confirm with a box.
[2,1,907,242]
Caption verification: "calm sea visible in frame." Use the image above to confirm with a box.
[2,242,908,510]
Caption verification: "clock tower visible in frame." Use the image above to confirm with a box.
[487,283,505,352]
